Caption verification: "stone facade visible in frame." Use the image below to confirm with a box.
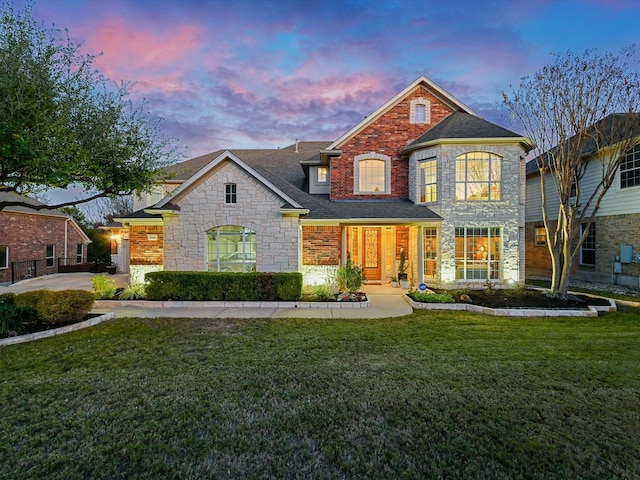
[410,143,526,287]
[0,210,88,284]
[162,161,301,273]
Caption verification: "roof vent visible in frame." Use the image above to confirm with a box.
[295,139,299,153]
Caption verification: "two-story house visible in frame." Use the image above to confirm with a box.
[114,76,532,289]
[525,113,640,288]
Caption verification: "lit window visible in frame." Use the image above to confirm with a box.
[317,166,328,184]
[46,244,55,268]
[455,227,501,280]
[423,228,438,278]
[455,152,502,201]
[535,227,546,246]
[207,225,256,272]
[354,153,390,194]
[620,144,640,189]
[420,159,437,202]
[0,245,7,269]
[225,184,237,204]
[580,223,596,266]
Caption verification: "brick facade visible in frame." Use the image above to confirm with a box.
[129,225,164,265]
[0,210,88,284]
[302,226,341,265]
[330,86,453,200]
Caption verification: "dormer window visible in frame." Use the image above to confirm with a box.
[317,166,328,184]
[354,152,391,195]
[410,97,430,124]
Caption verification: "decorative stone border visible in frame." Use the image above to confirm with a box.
[0,312,115,347]
[94,299,370,309]
[403,295,617,317]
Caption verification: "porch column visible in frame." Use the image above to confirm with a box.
[417,226,424,285]
[341,226,347,264]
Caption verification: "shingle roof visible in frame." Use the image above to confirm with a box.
[0,191,69,217]
[403,112,529,157]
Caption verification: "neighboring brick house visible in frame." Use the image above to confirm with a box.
[525,113,640,288]
[0,192,90,285]
[115,76,532,288]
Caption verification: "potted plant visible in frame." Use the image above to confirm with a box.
[398,250,410,288]
[390,276,399,288]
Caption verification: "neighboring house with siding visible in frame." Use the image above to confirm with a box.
[114,76,532,289]
[525,113,640,288]
[0,192,90,285]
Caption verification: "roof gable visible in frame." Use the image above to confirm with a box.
[326,75,480,151]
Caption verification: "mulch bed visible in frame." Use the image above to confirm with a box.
[0,314,101,339]
[443,289,612,309]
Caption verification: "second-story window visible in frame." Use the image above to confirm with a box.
[317,166,328,184]
[455,152,502,201]
[420,159,437,202]
[620,144,640,189]
[225,183,237,204]
[354,152,391,195]
[410,98,430,124]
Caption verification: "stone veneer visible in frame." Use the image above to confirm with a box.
[162,161,301,273]
[409,143,526,287]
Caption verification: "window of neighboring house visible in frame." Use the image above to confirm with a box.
[410,98,430,124]
[620,144,640,189]
[534,226,547,246]
[454,227,502,280]
[46,244,55,268]
[455,152,502,201]
[420,158,437,202]
[207,225,256,272]
[317,166,329,184]
[225,183,237,204]
[354,153,391,194]
[580,223,596,266]
[76,244,83,264]
[0,245,8,269]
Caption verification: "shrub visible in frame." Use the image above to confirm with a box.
[0,292,16,305]
[36,290,95,324]
[14,290,51,308]
[92,275,118,299]
[337,255,366,293]
[311,284,335,301]
[0,305,26,334]
[408,290,455,303]
[145,271,302,301]
[118,282,146,300]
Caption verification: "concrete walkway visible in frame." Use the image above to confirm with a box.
[2,273,414,319]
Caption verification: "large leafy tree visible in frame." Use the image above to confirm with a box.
[503,47,640,297]
[0,1,181,211]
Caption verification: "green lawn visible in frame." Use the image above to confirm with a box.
[1,308,639,479]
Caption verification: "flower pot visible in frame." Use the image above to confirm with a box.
[399,279,410,289]
[106,265,117,275]
[390,280,399,288]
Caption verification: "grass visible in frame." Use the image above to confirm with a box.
[1,308,639,479]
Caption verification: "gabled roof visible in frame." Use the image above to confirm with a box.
[326,75,480,151]
[402,112,534,155]
[525,112,640,177]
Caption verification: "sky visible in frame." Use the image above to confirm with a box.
[10,0,640,203]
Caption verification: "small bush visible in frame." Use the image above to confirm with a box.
[92,275,118,299]
[36,290,95,324]
[14,290,51,308]
[311,284,335,301]
[408,290,455,303]
[0,292,16,305]
[337,255,366,293]
[0,305,30,334]
[118,283,146,300]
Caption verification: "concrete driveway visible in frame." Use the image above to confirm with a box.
[0,273,129,294]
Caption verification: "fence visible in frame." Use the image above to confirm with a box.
[10,258,110,283]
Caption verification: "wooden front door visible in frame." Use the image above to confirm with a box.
[363,227,382,281]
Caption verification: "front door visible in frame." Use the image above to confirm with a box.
[363,227,382,281]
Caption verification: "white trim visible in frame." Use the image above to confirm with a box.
[155,150,305,210]
[327,75,480,150]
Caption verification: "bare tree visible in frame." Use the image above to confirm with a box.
[81,195,134,227]
[503,47,640,297]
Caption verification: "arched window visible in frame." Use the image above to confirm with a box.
[354,152,391,194]
[455,152,502,201]
[207,225,256,272]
